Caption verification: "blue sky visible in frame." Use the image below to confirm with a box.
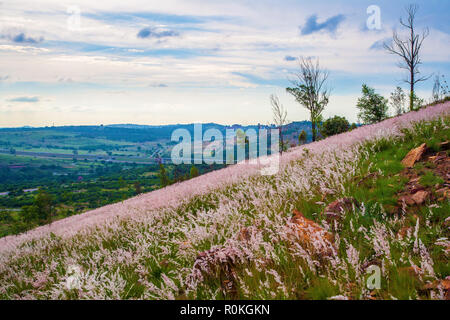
[0,0,449,127]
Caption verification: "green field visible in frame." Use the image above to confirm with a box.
[0,125,225,237]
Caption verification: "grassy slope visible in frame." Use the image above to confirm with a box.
[0,103,449,300]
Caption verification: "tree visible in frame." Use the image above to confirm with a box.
[384,4,429,111]
[298,130,307,145]
[432,73,449,102]
[356,84,389,124]
[118,177,126,188]
[287,57,330,142]
[34,188,54,224]
[390,87,406,116]
[350,123,358,130]
[190,165,199,179]
[134,181,142,195]
[22,205,38,224]
[158,163,170,187]
[321,116,350,137]
[411,92,424,110]
[172,166,185,183]
[270,94,288,154]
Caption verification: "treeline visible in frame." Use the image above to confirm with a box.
[0,162,223,237]
[272,5,449,148]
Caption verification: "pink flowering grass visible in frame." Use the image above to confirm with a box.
[0,101,448,300]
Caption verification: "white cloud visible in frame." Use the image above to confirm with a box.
[0,0,448,126]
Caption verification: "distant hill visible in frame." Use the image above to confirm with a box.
[0,121,315,143]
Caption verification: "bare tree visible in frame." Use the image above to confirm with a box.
[432,73,449,102]
[270,94,288,154]
[286,57,330,142]
[384,4,429,111]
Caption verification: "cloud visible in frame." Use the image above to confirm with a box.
[9,33,44,44]
[149,83,168,87]
[300,14,345,35]
[370,38,392,51]
[284,55,297,61]
[137,27,179,39]
[8,96,40,103]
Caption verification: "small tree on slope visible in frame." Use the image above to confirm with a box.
[357,84,389,125]
[287,57,330,142]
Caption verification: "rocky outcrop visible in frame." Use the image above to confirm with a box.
[323,197,359,222]
[401,143,427,168]
[289,210,335,256]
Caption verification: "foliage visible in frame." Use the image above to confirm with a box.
[158,163,170,187]
[390,87,406,116]
[190,165,199,179]
[0,103,448,300]
[298,130,307,145]
[320,116,350,137]
[432,74,449,103]
[357,84,389,124]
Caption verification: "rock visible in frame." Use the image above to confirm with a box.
[289,210,334,255]
[398,195,415,206]
[422,278,450,300]
[324,197,359,222]
[436,188,449,198]
[440,141,449,150]
[385,205,400,215]
[401,143,427,168]
[409,184,425,194]
[433,152,448,163]
[222,279,237,298]
[398,226,413,239]
[411,190,429,205]
[238,227,252,242]
[192,246,247,284]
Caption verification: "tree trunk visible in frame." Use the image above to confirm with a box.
[410,71,414,111]
[279,126,283,155]
[311,120,316,142]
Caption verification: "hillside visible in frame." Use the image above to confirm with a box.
[0,102,449,300]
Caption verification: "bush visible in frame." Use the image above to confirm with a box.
[357,84,389,124]
[321,116,350,137]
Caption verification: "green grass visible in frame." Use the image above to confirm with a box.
[419,171,444,188]
[0,116,449,300]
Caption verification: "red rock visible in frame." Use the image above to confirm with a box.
[193,246,245,280]
[409,184,425,194]
[323,197,359,222]
[401,143,427,168]
[422,278,450,300]
[398,227,413,239]
[289,210,334,255]
[238,227,252,242]
[411,190,429,205]
[398,195,415,206]
[423,278,450,291]
[436,188,449,199]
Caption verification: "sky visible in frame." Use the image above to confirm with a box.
[0,0,449,127]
